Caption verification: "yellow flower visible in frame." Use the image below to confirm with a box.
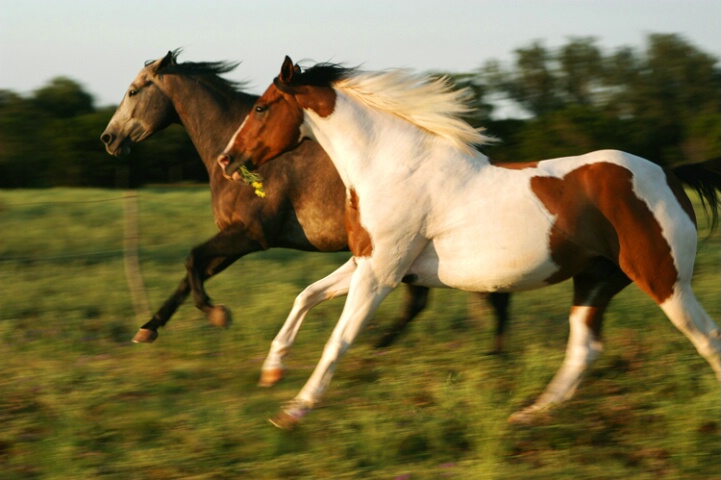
[237,165,266,199]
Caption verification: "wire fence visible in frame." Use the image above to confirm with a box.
[1,189,217,259]
[0,195,128,264]
[122,191,151,320]
[0,188,222,327]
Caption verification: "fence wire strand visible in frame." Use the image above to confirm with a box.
[122,191,151,321]
[1,191,154,322]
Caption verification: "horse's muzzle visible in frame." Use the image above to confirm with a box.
[100,129,133,157]
[217,153,257,181]
[100,135,131,157]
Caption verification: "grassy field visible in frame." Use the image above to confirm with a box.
[0,187,719,479]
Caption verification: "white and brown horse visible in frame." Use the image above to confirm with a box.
[218,56,721,428]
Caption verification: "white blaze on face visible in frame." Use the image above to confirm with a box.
[223,115,249,156]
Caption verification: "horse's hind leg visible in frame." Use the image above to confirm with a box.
[509,259,630,424]
[374,289,511,353]
[489,292,511,354]
[374,284,430,348]
[660,285,721,379]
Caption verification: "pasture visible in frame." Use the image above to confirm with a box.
[0,187,719,479]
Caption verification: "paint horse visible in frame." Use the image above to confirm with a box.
[100,51,511,387]
[218,56,721,428]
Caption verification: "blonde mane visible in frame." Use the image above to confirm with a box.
[334,70,495,154]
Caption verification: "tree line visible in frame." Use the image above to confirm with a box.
[1,34,718,188]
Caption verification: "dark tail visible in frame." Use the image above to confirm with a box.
[671,158,721,230]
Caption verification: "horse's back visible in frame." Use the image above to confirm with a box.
[408,149,698,295]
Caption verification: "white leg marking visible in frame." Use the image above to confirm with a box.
[261,258,356,375]
[293,258,396,408]
[661,286,721,380]
[510,305,603,422]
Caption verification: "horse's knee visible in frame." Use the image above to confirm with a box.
[294,285,328,310]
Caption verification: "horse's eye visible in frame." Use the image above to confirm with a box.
[128,89,138,97]
[255,105,267,113]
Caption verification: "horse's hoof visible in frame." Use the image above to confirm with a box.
[258,368,284,387]
[269,412,300,430]
[508,410,532,425]
[132,328,158,344]
[268,404,309,430]
[508,406,551,425]
[209,305,233,329]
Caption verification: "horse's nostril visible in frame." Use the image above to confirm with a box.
[101,132,114,145]
[218,154,231,166]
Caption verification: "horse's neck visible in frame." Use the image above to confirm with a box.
[303,96,382,186]
[305,93,485,189]
[161,75,255,184]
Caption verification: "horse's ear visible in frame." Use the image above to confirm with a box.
[279,56,296,84]
[155,51,174,73]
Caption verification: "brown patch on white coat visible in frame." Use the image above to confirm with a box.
[345,189,373,257]
[496,160,695,304]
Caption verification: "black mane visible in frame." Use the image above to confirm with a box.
[148,49,249,93]
[290,62,355,88]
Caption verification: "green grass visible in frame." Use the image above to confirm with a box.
[0,187,719,479]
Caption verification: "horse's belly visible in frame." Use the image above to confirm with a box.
[406,231,559,292]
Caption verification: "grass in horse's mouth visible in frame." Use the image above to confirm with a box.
[237,165,265,197]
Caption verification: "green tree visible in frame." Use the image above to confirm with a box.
[481,33,720,166]
[1,77,98,187]
[0,76,204,188]
[45,109,119,187]
[32,77,94,119]
[0,90,51,187]
[489,41,564,117]
[621,34,720,164]
[558,37,604,106]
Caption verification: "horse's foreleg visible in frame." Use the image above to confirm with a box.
[271,257,395,429]
[133,225,261,343]
[185,253,240,328]
[260,257,357,387]
[133,276,194,343]
[133,255,241,343]
[185,225,262,322]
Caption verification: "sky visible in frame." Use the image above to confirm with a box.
[1,0,720,108]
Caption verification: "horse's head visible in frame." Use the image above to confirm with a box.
[100,51,180,156]
[217,56,314,180]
